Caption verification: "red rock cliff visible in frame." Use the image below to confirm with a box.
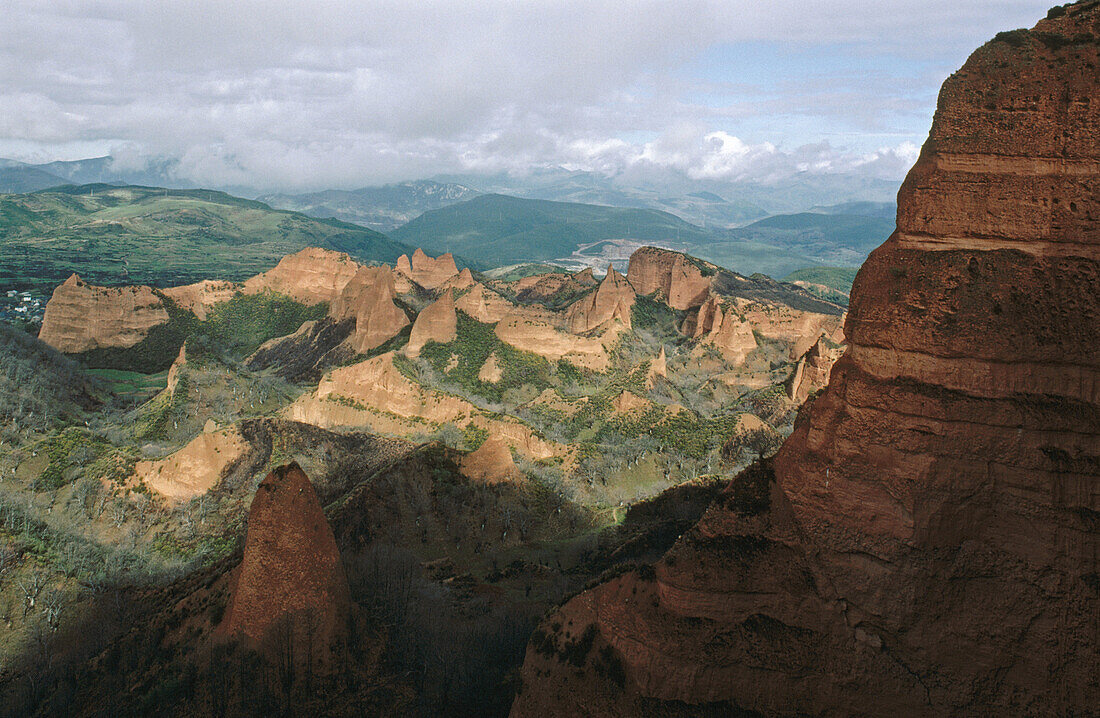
[220,463,351,664]
[511,5,1100,716]
[39,275,170,353]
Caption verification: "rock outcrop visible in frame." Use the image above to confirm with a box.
[242,247,361,305]
[396,248,459,289]
[627,246,711,310]
[331,266,410,353]
[285,352,564,461]
[512,5,1100,715]
[495,310,611,371]
[220,463,351,665]
[563,266,636,334]
[689,294,758,364]
[645,347,667,390]
[478,352,503,383]
[405,290,457,357]
[455,283,515,323]
[135,425,248,503]
[39,275,171,353]
[459,435,522,484]
[784,335,841,403]
[161,279,238,320]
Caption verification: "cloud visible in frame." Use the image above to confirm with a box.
[0,0,1055,191]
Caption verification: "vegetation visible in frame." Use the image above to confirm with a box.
[783,266,859,294]
[392,193,718,269]
[194,291,329,359]
[0,184,410,292]
[77,289,328,373]
[419,311,552,403]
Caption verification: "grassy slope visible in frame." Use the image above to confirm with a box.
[391,194,717,267]
[0,184,411,291]
[783,266,861,294]
[717,211,894,267]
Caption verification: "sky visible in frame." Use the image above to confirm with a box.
[0,0,1057,192]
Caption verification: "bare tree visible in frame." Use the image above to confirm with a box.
[42,588,64,631]
[109,498,128,528]
[19,572,47,617]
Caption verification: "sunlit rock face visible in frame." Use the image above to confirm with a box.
[511,4,1100,716]
[39,275,171,353]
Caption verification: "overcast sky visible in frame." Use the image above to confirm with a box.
[0,0,1056,191]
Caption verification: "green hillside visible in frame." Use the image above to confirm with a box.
[390,194,715,266]
[390,193,810,275]
[783,266,860,293]
[720,212,894,267]
[0,184,410,291]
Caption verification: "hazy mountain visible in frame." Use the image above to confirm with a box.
[809,199,897,218]
[389,193,820,278]
[0,184,409,291]
[714,211,895,267]
[0,159,68,193]
[259,180,481,232]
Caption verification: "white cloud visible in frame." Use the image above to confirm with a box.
[0,0,1055,191]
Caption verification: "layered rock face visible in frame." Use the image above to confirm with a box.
[513,5,1100,716]
[220,464,351,664]
[39,275,170,353]
[563,266,636,334]
[405,290,457,357]
[784,335,841,403]
[455,283,515,323]
[242,247,361,305]
[396,247,459,289]
[690,294,757,364]
[627,246,711,310]
[161,279,238,320]
[331,266,410,353]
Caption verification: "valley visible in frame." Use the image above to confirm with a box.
[0,241,844,715]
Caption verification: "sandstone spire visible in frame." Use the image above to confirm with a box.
[331,266,410,353]
[563,265,636,334]
[220,463,351,664]
[405,289,457,357]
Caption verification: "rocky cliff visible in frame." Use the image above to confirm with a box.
[39,275,171,353]
[242,247,361,305]
[627,246,711,310]
[512,4,1100,715]
[564,266,636,334]
[396,247,459,289]
[406,289,457,357]
[220,463,351,665]
[331,266,410,353]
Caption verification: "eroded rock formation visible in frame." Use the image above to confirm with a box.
[627,246,711,310]
[406,290,457,357]
[460,435,523,484]
[512,5,1100,715]
[39,275,171,353]
[220,463,351,664]
[135,426,248,502]
[564,266,636,334]
[785,335,842,403]
[331,266,410,353]
[689,294,758,364]
[396,248,459,289]
[242,247,361,305]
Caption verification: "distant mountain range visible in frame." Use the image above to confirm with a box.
[389,193,893,279]
[0,154,898,289]
[258,180,481,232]
[0,184,407,291]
